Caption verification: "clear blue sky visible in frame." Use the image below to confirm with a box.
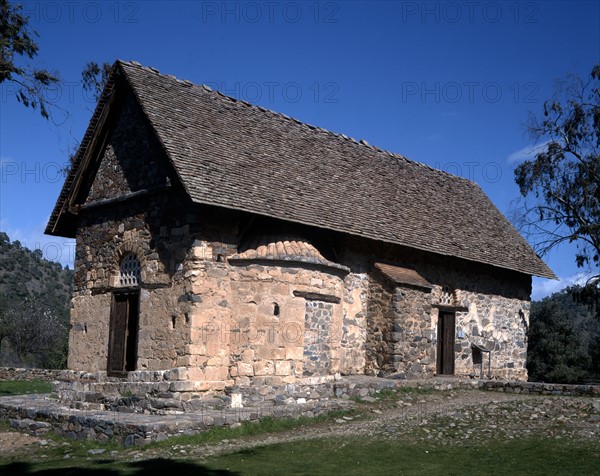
[1,0,598,299]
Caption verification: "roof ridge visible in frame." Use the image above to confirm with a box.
[116,60,475,184]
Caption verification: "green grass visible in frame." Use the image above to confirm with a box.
[202,436,600,475]
[0,380,52,396]
[395,386,445,395]
[1,435,598,475]
[147,409,360,449]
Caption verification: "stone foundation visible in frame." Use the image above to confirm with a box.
[52,369,376,414]
[0,376,403,445]
[0,394,352,446]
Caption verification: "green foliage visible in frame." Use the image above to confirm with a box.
[81,61,112,102]
[514,64,600,317]
[0,232,73,368]
[0,379,52,396]
[0,0,59,118]
[527,290,600,383]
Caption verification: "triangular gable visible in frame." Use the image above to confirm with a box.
[45,63,178,237]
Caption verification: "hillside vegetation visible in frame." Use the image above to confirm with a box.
[0,232,73,368]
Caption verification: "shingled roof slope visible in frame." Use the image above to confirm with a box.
[46,60,555,279]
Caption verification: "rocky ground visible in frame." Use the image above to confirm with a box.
[1,389,599,462]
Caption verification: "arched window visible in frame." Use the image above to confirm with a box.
[119,254,141,287]
[440,285,455,305]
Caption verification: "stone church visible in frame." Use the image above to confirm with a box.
[46,61,555,398]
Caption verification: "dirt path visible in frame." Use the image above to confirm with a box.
[0,431,47,456]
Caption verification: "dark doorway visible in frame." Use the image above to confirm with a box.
[437,311,455,375]
[108,291,139,375]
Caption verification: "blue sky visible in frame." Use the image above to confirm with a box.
[1,0,598,300]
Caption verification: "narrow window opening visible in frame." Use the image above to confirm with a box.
[172,316,177,329]
[273,303,280,316]
[119,254,141,287]
[440,285,455,305]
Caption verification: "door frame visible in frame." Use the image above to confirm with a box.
[107,289,140,376]
[436,310,456,375]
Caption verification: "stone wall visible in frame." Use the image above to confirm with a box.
[480,380,600,396]
[70,217,531,387]
[451,288,529,380]
[339,237,531,381]
[303,301,334,376]
[365,271,395,374]
[0,368,63,381]
[0,392,353,445]
[184,257,347,391]
[339,273,368,374]
[389,285,435,378]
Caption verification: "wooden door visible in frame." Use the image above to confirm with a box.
[108,292,139,375]
[437,311,455,375]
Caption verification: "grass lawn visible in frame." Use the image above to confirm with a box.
[0,380,52,396]
[0,435,598,475]
[203,436,600,475]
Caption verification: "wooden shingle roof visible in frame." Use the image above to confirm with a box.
[46,60,556,279]
[374,263,433,290]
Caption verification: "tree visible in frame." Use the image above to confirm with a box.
[0,0,59,118]
[81,61,111,102]
[0,296,67,367]
[0,297,15,354]
[514,65,600,316]
[527,292,593,383]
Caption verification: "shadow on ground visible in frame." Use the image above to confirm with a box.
[0,457,239,475]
